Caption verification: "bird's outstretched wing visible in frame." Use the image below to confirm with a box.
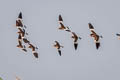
[59,22,66,29]
[33,52,38,58]
[88,23,94,30]
[59,15,63,22]
[96,42,100,49]
[116,33,120,36]
[74,42,78,50]
[72,32,77,37]
[18,12,22,19]
[58,49,61,56]
[72,32,78,42]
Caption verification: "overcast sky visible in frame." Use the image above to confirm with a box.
[0,0,120,80]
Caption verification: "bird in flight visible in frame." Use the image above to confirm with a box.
[17,28,29,44]
[88,23,102,49]
[58,15,71,32]
[28,43,38,58]
[17,39,27,52]
[54,41,64,56]
[15,12,39,58]
[71,32,81,50]
[17,35,23,49]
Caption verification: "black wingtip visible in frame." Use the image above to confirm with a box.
[88,23,94,29]
[33,52,38,58]
[18,12,22,19]
[116,33,120,36]
[74,43,78,50]
[96,42,100,50]
[58,50,61,56]
[59,14,63,21]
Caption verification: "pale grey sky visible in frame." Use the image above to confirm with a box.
[0,0,120,80]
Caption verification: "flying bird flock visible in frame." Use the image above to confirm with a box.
[15,12,38,58]
[59,15,82,50]
[14,12,120,57]
[0,12,120,80]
